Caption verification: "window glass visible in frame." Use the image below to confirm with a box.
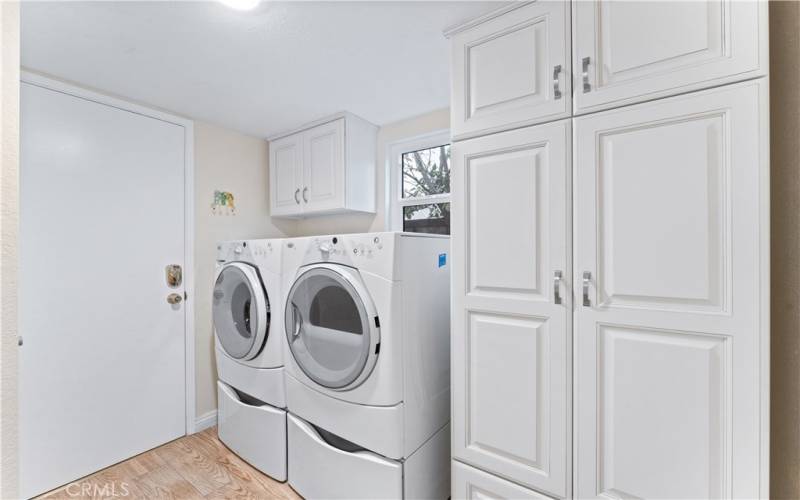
[402,144,450,198]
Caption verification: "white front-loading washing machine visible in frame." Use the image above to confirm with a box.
[213,239,287,481]
[282,232,451,499]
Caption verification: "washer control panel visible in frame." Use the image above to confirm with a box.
[310,234,386,264]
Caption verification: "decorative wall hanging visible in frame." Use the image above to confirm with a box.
[212,190,237,216]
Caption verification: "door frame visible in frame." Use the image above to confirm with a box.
[20,70,198,434]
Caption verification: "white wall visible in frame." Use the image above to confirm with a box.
[193,121,295,418]
[289,108,450,237]
[1,3,20,498]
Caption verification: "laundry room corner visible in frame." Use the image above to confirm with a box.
[193,122,296,426]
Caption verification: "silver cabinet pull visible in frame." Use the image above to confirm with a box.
[553,65,562,100]
[302,187,309,203]
[553,270,563,304]
[582,271,591,306]
[582,57,591,93]
[294,188,300,204]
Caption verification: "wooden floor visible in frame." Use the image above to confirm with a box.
[38,427,301,499]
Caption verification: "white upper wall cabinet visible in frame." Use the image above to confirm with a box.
[573,0,768,113]
[447,2,571,141]
[269,113,377,218]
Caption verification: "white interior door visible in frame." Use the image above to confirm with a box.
[270,133,303,216]
[451,119,571,498]
[574,80,768,499]
[302,119,344,213]
[20,82,187,498]
[572,0,767,113]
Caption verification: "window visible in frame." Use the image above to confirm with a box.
[388,131,451,235]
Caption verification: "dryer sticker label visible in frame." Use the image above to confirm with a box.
[438,253,447,268]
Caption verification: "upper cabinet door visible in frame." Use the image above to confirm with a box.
[449,2,570,141]
[451,119,571,498]
[573,80,768,499]
[573,0,767,113]
[302,119,345,213]
[270,133,303,217]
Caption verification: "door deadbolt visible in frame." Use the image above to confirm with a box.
[166,264,182,288]
[167,293,183,305]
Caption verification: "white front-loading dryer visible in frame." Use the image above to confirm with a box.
[213,239,287,482]
[282,232,451,499]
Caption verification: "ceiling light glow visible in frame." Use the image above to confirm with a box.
[219,0,260,11]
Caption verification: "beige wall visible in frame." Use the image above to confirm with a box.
[770,2,800,498]
[1,2,20,498]
[290,108,450,237]
[193,121,295,417]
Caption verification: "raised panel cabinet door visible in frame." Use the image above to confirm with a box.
[573,80,769,499]
[451,119,571,498]
[452,461,553,500]
[302,118,345,213]
[270,133,303,216]
[449,2,570,141]
[573,0,767,113]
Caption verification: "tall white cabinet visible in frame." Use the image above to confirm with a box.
[447,2,769,499]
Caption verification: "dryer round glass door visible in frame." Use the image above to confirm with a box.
[285,266,379,390]
[213,262,269,360]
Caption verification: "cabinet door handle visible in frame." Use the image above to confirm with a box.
[553,65,562,100]
[582,271,591,307]
[302,187,309,203]
[294,188,300,204]
[553,270,563,304]
[582,57,591,93]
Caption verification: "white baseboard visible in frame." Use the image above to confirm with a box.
[194,410,218,433]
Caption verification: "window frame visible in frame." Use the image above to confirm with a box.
[386,130,452,232]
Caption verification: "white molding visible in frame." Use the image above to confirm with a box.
[194,410,218,433]
[385,129,451,231]
[442,1,533,38]
[266,110,377,142]
[20,71,198,437]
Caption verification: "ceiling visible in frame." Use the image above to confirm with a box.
[21,1,501,137]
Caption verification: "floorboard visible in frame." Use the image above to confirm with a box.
[37,427,301,500]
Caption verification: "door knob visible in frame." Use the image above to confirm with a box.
[167,293,183,305]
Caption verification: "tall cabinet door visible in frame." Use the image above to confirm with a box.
[573,0,767,113]
[302,118,345,213]
[270,133,303,216]
[452,119,571,498]
[449,2,571,141]
[573,80,768,499]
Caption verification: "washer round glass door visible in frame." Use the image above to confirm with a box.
[285,265,379,390]
[213,262,269,360]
